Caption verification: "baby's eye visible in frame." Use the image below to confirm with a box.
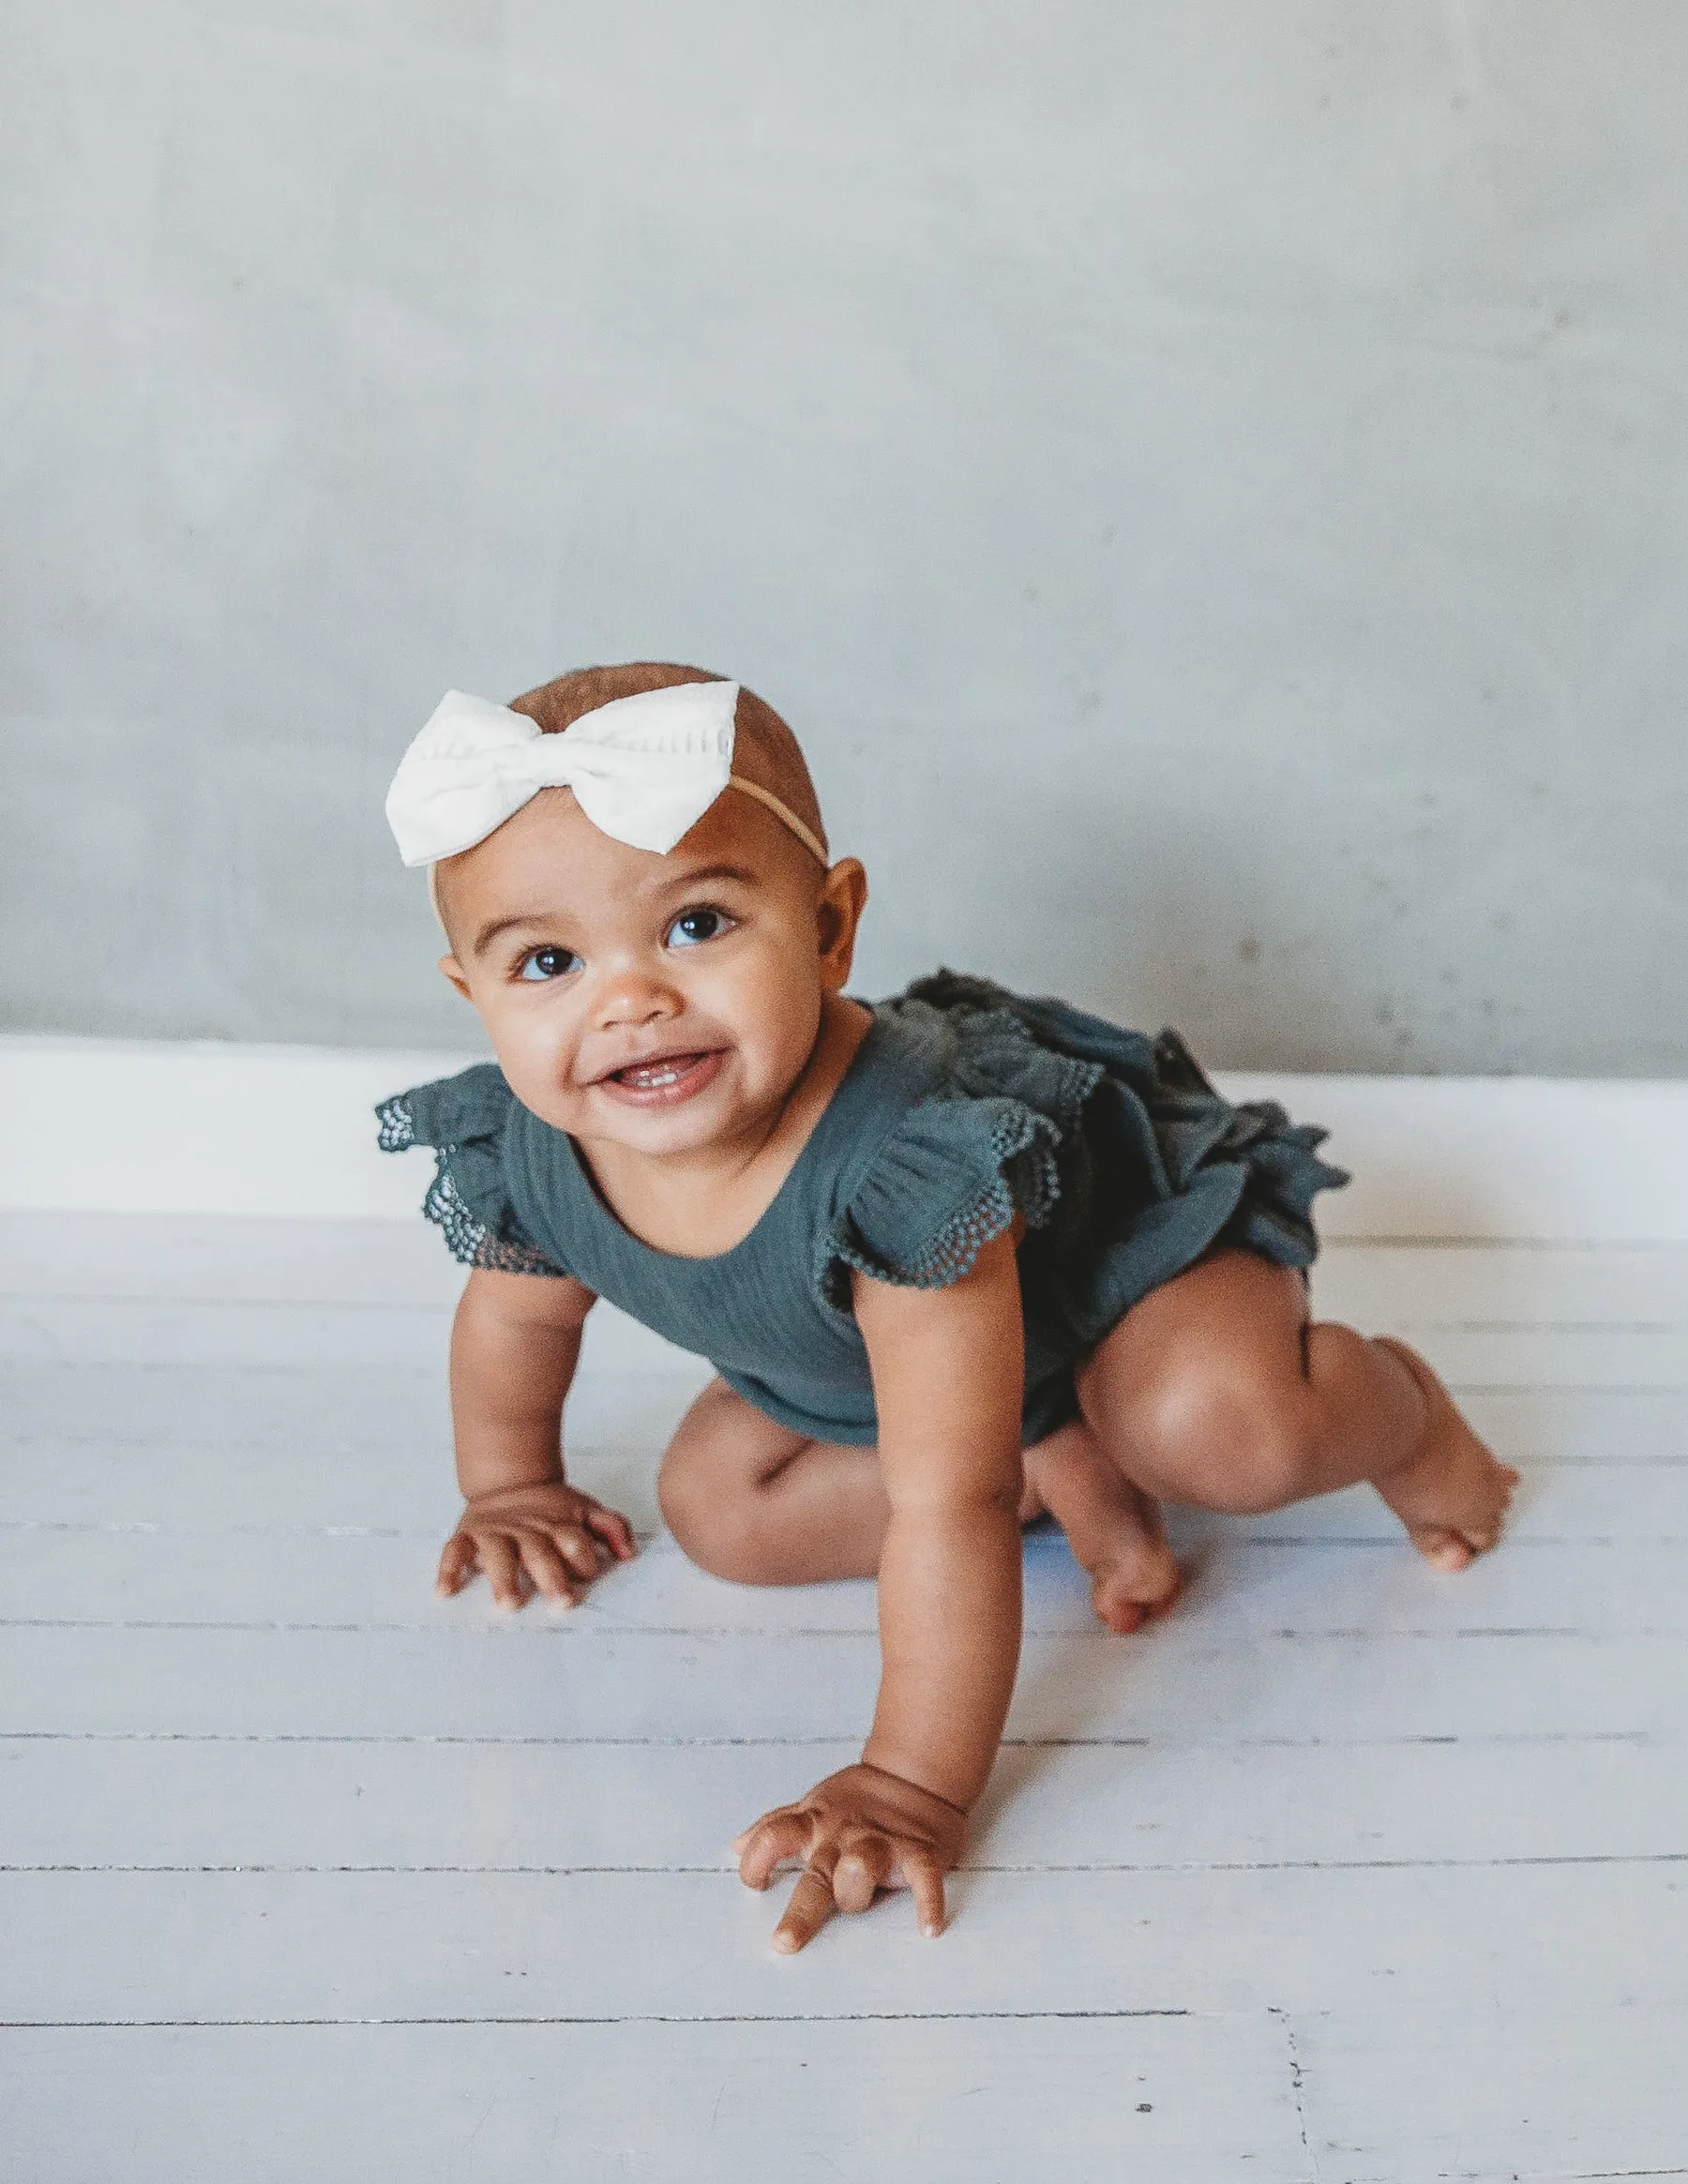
[516,945,580,982]
[665,906,734,950]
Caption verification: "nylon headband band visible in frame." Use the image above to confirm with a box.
[721,775,830,866]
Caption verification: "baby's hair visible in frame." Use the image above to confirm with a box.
[508,662,829,861]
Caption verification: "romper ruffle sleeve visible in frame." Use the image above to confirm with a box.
[816,991,1105,1309]
[374,1063,571,1278]
[818,1094,1059,1305]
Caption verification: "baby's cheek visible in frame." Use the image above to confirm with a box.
[729,966,822,1078]
[487,1014,580,1128]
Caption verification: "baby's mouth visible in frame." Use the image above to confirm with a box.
[594,1047,727,1106]
[615,1055,701,1090]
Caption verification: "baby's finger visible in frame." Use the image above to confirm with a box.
[547,1525,607,1585]
[476,1531,527,1610]
[833,1833,894,1916]
[435,1533,477,1597]
[736,1810,810,1890]
[584,1504,638,1561]
[901,1851,949,1939]
[772,1862,838,1955]
[513,1529,580,1604]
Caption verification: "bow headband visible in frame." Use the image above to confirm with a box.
[384,682,829,870]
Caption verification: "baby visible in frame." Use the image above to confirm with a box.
[377,661,1517,1954]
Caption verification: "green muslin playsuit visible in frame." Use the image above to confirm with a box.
[376,971,1348,1448]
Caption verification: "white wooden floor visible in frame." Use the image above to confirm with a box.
[3,1211,1687,2182]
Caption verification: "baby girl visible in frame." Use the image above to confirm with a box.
[377,661,1517,1954]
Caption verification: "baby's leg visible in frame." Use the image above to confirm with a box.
[657,1379,885,1584]
[658,1377,1047,1587]
[1071,1248,1517,1594]
[1021,1417,1182,1634]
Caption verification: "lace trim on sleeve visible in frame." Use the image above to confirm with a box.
[423,1166,568,1278]
[379,1092,567,1278]
[375,1093,417,1152]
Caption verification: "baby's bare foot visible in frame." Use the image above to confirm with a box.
[1025,1422,1182,1634]
[1371,1336,1520,1572]
[1086,1498,1183,1634]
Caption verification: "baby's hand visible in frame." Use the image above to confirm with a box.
[436,1481,636,1609]
[733,1762,968,1954]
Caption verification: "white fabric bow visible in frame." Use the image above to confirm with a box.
[384,681,740,866]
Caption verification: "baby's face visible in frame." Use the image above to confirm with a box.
[436,788,867,1159]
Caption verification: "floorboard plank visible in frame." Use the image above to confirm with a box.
[1293,1999,1688,2183]
[11,1361,1688,1470]
[1311,1241,1688,1326]
[3,1523,1686,1636]
[0,1361,702,1468]
[1457,1384,1688,1462]
[4,1863,1683,2024]
[3,1621,1683,1742]
[3,1735,1681,1875]
[8,1451,1688,1544]
[0,2013,1310,2184]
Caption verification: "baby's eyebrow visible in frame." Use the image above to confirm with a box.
[471,910,560,956]
[658,861,761,895]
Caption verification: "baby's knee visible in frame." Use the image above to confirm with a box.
[656,1453,736,1575]
[1130,1362,1323,1515]
[656,1438,775,1583]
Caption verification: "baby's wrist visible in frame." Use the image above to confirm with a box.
[856,1753,972,1818]
[457,1460,568,1505]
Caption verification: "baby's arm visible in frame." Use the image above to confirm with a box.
[436,1266,635,1607]
[734,1228,1026,1950]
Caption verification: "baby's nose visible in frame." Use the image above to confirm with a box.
[593,971,681,1028]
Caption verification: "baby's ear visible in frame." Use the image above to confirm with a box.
[816,857,868,987]
[438,953,473,1001]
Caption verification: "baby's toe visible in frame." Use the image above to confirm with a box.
[1093,1586,1149,1634]
[1412,1527,1476,1573]
[1090,1561,1181,1634]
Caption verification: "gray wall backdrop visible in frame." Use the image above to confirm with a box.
[5,2,1686,1072]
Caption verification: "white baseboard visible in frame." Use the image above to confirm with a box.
[2,1033,1685,1242]
[0,1036,483,1225]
